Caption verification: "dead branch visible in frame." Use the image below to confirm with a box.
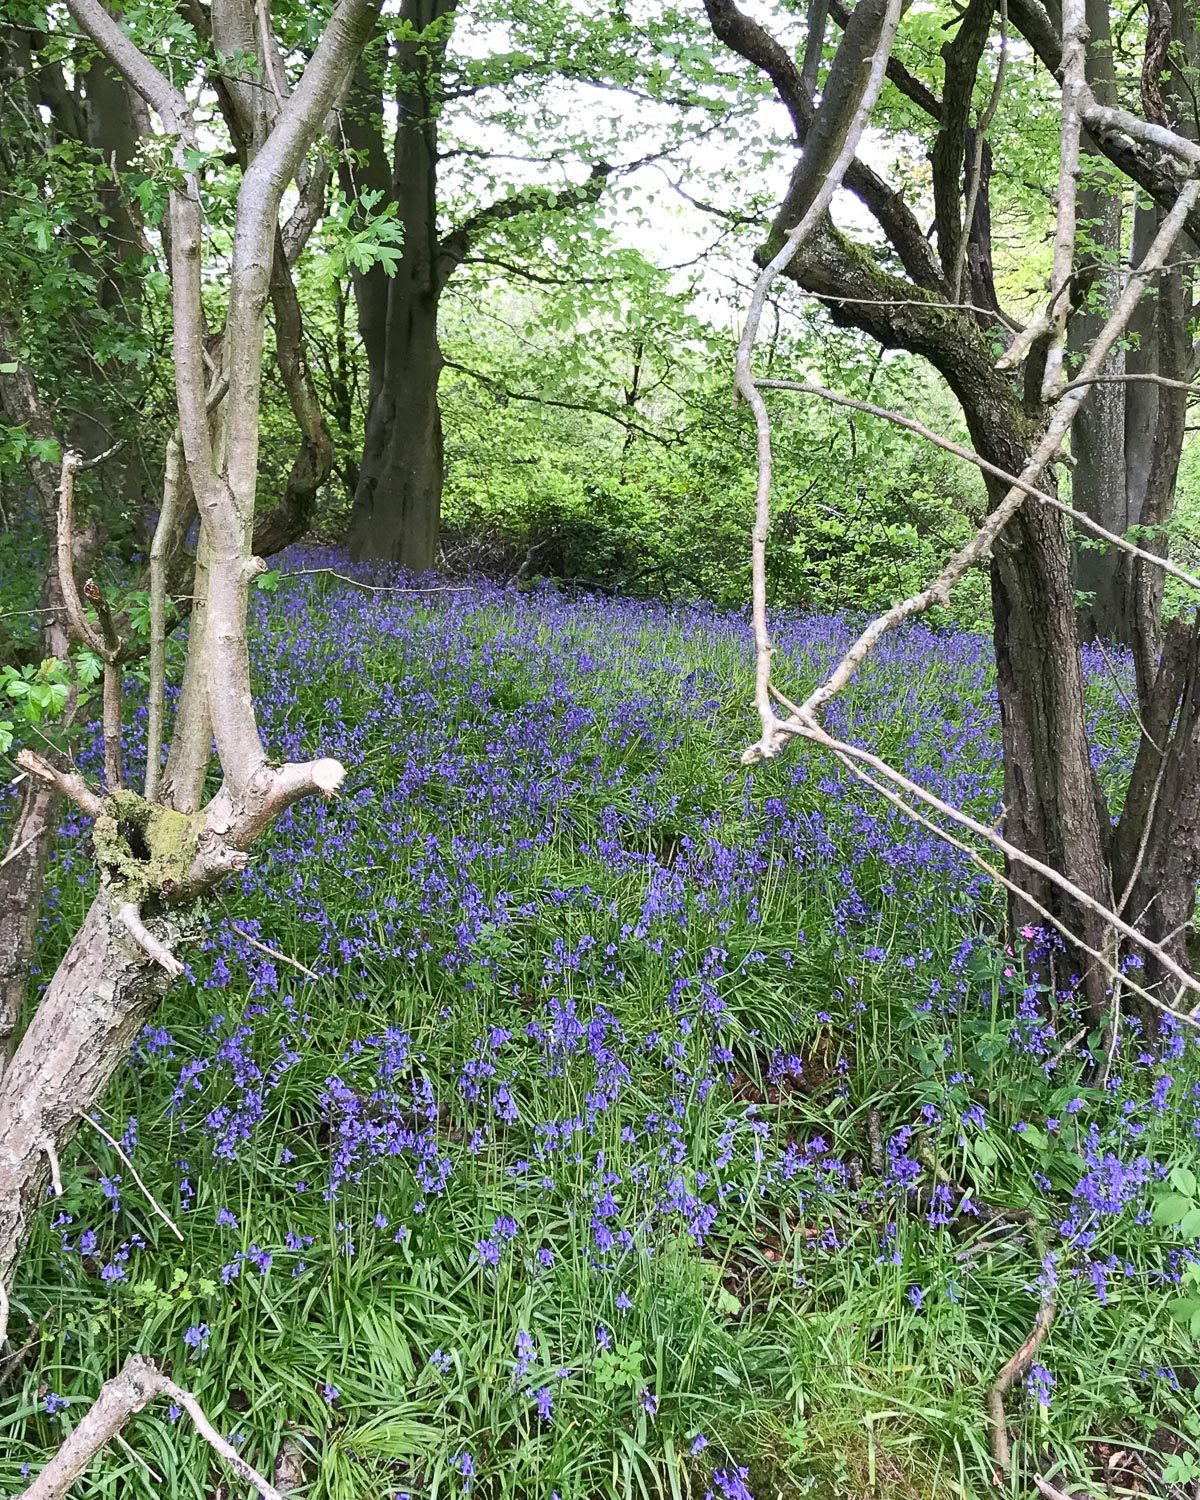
[745,177,1200,757]
[987,1291,1056,1472]
[21,1354,286,1500]
[735,0,904,744]
[80,1114,183,1242]
[145,378,226,804]
[754,377,1200,596]
[226,919,320,980]
[14,750,103,820]
[83,579,124,791]
[780,712,1200,1025]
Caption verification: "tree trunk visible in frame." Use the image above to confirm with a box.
[0,893,167,1294]
[347,288,444,569]
[343,3,454,571]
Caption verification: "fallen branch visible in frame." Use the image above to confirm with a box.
[987,1291,1056,1473]
[81,1114,183,1242]
[21,1354,286,1500]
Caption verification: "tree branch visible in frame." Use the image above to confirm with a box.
[756,377,1200,594]
[21,1355,286,1500]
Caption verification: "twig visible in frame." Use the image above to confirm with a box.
[226,919,320,981]
[1045,1027,1088,1070]
[987,1288,1056,1473]
[753,378,1200,597]
[0,833,37,870]
[116,902,184,978]
[84,579,124,790]
[279,567,478,595]
[81,1114,183,1242]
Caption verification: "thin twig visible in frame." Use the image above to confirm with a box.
[226,919,320,981]
[790,717,1200,1023]
[754,377,1200,597]
[81,1115,183,1242]
[280,567,478,595]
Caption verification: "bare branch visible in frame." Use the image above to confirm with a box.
[755,377,1200,595]
[987,1292,1056,1472]
[146,376,226,803]
[116,902,184,977]
[746,178,1200,751]
[777,712,1200,1022]
[54,454,102,656]
[14,750,103,820]
[21,1355,286,1500]
[735,0,903,743]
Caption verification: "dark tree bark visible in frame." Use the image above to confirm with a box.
[702,0,1200,1030]
[340,5,613,569]
[342,2,457,571]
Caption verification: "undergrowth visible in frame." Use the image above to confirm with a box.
[1,554,1197,1500]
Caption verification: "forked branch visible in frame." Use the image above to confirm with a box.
[21,1354,286,1500]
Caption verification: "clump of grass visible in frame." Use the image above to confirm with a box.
[3,556,1198,1500]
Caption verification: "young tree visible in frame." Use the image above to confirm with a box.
[701,0,1200,1030]
[0,3,377,1462]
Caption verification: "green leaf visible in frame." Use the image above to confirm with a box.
[1170,1165,1198,1198]
[1152,1192,1193,1227]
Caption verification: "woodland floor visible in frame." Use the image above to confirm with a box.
[2,550,1198,1500]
